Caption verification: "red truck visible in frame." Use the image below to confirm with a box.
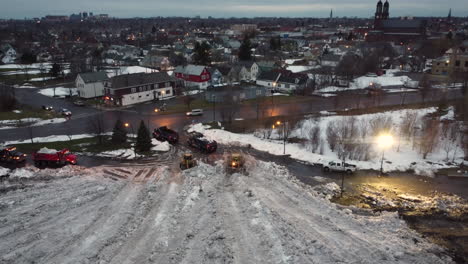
[32,148,77,166]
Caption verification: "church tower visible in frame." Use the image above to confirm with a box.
[448,8,452,21]
[382,0,389,19]
[375,1,383,19]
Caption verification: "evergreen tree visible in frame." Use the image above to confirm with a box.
[111,119,127,144]
[193,41,211,65]
[50,63,62,77]
[238,38,252,61]
[135,120,152,152]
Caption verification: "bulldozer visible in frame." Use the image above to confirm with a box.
[226,153,246,174]
[179,153,197,170]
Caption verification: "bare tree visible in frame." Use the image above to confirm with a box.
[420,74,431,103]
[88,113,106,144]
[419,118,440,159]
[220,93,241,124]
[369,115,393,136]
[307,125,321,153]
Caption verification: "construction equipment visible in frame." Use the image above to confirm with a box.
[179,153,197,170]
[227,153,246,174]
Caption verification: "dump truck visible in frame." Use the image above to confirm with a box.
[32,148,77,166]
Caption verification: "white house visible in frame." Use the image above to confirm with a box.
[105,72,176,106]
[75,72,109,99]
[0,44,17,64]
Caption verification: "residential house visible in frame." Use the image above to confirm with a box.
[0,44,16,64]
[208,68,224,86]
[256,70,309,93]
[75,72,109,99]
[321,54,342,67]
[140,54,171,70]
[174,64,211,89]
[105,72,176,106]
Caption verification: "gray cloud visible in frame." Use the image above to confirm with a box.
[1,0,466,19]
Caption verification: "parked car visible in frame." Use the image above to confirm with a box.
[187,132,217,153]
[60,108,72,117]
[186,109,203,116]
[152,126,179,144]
[73,100,85,106]
[32,148,77,166]
[0,146,26,164]
[42,105,54,111]
[323,161,357,174]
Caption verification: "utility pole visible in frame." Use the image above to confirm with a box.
[212,94,216,122]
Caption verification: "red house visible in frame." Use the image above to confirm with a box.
[174,64,211,89]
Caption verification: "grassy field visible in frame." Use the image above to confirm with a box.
[0,108,60,121]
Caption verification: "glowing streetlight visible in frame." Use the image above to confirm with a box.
[272,120,287,154]
[124,123,130,128]
[124,123,136,157]
[154,108,159,113]
[376,133,394,175]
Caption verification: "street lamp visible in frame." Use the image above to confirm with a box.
[273,120,287,155]
[124,122,136,158]
[376,133,394,176]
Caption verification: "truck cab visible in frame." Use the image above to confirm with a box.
[323,161,357,174]
[0,146,26,163]
[153,126,179,144]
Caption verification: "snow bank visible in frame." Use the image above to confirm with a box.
[9,168,37,178]
[30,77,56,82]
[3,133,103,146]
[151,139,171,152]
[0,167,10,176]
[38,87,78,97]
[351,75,411,89]
[98,149,140,159]
[106,66,157,77]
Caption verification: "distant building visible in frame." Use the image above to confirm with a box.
[43,15,68,22]
[366,0,426,43]
[0,44,17,64]
[432,46,468,78]
[256,71,309,93]
[75,72,109,99]
[105,72,176,106]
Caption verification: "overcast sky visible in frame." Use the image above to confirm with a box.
[1,0,466,19]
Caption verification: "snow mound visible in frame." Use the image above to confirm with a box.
[9,168,37,178]
[37,147,58,154]
[151,139,171,152]
[0,167,10,176]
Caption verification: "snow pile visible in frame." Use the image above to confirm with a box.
[30,77,56,82]
[286,65,317,73]
[0,161,453,263]
[9,168,38,178]
[37,147,58,154]
[151,139,171,152]
[98,149,140,159]
[38,87,78,97]
[0,167,10,176]
[441,107,455,121]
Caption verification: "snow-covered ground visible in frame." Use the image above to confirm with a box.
[190,107,464,176]
[95,139,171,159]
[0,117,67,130]
[38,87,78,97]
[0,162,452,263]
[316,70,413,94]
[2,133,101,146]
[106,66,157,77]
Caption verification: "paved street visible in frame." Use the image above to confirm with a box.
[0,86,462,142]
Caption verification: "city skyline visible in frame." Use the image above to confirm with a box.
[1,0,466,19]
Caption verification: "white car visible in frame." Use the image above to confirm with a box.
[186,109,203,116]
[60,108,72,117]
[323,161,357,174]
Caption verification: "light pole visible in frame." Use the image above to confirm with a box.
[273,120,287,155]
[124,122,136,158]
[212,94,216,122]
[376,134,394,176]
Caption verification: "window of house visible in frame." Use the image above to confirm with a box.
[151,84,155,90]
[285,84,290,88]
[166,89,171,95]
[131,88,136,93]
[256,90,262,96]
[437,62,440,66]
[455,60,460,67]
[165,82,170,87]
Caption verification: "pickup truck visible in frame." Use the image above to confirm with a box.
[323,161,357,174]
[32,148,77,166]
[0,146,26,164]
[187,132,217,153]
[153,126,179,144]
